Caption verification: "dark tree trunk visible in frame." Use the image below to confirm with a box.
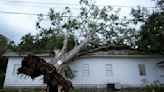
[47,85,58,92]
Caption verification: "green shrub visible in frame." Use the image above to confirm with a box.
[0,72,5,89]
[141,85,164,92]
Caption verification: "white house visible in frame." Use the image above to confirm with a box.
[3,50,164,88]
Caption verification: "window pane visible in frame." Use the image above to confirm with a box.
[13,64,21,75]
[82,64,89,76]
[106,70,113,76]
[83,71,89,76]
[105,64,113,76]
[138,64,146,76]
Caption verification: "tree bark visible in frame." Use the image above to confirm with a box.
[53,27,103,70]
[54,33,91,69]
[160,31,164,37]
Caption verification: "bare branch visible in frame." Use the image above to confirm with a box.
[53,30,68,64]
[62,27,104,63]
[80,16,89,35]
[79,0,98,35]
[78,45,111,56]
[53,49,61,56]
[57,64,67,74]
[61,32,68,54]
[73,37,78,48]
[53,29,106,70]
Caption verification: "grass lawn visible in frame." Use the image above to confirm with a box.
[0,88,124,92]
[0,89,40,92]
[0,87,164,92]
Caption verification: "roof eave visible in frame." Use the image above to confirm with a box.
[79,54,164,58]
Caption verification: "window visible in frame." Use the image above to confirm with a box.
[138,64,146,76]
[82,64,89,76]
[13,64,21,75]
[105,64,113,76]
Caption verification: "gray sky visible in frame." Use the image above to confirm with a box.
[0,0,156,44]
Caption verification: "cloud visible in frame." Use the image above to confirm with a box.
[0,13,38,44]
[0,0,156,44]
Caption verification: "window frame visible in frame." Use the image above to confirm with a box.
[13,64,21,75]
[82,64,90,76]
[138,64,146,76]
[105,64,113,76]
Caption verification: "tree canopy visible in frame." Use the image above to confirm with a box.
[0,34,8,55]
[131,0,164,54]
[8,0,163,57]
[0,34,8,73]
[16,0,137,55]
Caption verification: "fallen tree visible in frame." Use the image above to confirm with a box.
[17,54,73,92]
[16,0,137,92]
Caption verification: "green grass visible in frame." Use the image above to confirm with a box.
[0,88,116,92]
[0,87,164,92]
[0,88,113,92]
[0,89,40,92]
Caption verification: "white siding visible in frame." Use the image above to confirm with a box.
[105,64,113,76]
[69,57,164,87]
[4,56,164,88]
[4,57,53,88]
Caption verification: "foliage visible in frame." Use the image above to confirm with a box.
[131,0,164,54]
[7,41,17,52]
[140,78,164,92]
[63,66,77,79]
[0,89,40,92]
[1,88,164,92]
[16,29,76,53]
[15,0,137,54]
[0,34,8,89]
[0,34,8,55]
[0,56,8,73]
[0,72,5,89]
[138,12,164,54]
[17,33,35,52]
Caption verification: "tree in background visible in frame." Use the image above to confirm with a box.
[0,34,8,88]
[17,28,76,53]
[0,34,8,55]
[0,34,8,72]
[131,0,164,54]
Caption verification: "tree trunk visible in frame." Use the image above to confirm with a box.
[53,28,102,70]
[54,33,91,69]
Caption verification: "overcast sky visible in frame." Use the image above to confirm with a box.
[0,0,156,44]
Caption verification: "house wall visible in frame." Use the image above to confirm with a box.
[69,57,164,88]
[3,56,164,88]
[3,56,52,88]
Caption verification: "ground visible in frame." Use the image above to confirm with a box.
[0,87,164,92]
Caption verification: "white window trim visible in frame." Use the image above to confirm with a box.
[13,64,21,75]
[138,64,146,76]
[82,64,89,76]
[105,64,113,76]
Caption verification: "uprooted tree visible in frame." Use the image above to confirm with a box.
[19,0,136,67]
[17,0,137,91]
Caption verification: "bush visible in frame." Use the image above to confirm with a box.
[140,79,164,92]
[141,85,164,92]
[0,72,5,89]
